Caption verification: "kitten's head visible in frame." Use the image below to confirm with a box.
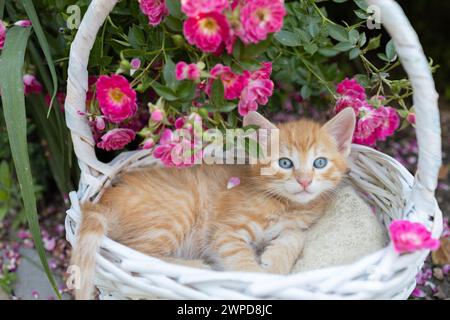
[243,108,356,204]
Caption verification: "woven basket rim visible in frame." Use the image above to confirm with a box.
[64,0,443,299]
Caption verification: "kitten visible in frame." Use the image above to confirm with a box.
[71,108,356,299]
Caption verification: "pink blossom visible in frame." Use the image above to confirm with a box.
[389,220,440,254]
[130,58,141,70]
[96,74,137,123]
[142,138,155,149]
[181,0,229,17]
[407,112,416,125]
[352,106,382,146]
[334,78,368,114]
[374,106,400,141]
[183,11,230,53]
[336,78,366,101]
[411,287,426,298]
[335,95,368,114]
[443,265,450,275]
[23,74,43,95]
[97,128,136,151]
[0,20,6,50]
[17,229,32,240]
[240,0,286,44]
[207,64,249,100]
[175,61,201,81]
[14,20,32,27]
[93,116,106,131]
[139,0,168,26]
[151,109,164,122]
[238,79,273,116]
[227,177,241,189]
[416,266,432,285]
[153,128,203,167]
[43,237,56,251]
[237,62,274,116]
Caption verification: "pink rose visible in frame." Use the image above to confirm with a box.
[96,74,137,123]
[153,128,203,167]
[389,220,440,254]
[96,128,136,151]
[23,74,43,95]
[240,0,286,44]
[374,106,400,141]
[139,0,168,26]
[175,61,201,81]
[183,11,230,53]
[237,62,274,116]
[207,64,249,100]
[336,78,366,101]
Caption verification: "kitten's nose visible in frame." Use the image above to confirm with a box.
[297,177,312,189]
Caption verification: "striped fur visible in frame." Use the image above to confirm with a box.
[71,108,356,299]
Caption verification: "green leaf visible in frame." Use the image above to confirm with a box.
[348,29,359,44]
[211,80,225,108]
[304,43,318,55]
[274,30,302,47]
[386,39,397,61]
[301,85,312,99]
[166,0,182,19]
[128,25,145,48]
[364,34,381,52]
[163,56,177,90]
[0,26,61,299]
[22,0,58,114]
[333,41,354,52]
[151,82,178,101]
[318,48,339,57]
[327,24,348,42]
[349,48,360,60]
[176,81,196,101]
[353,0,369,10]
[0,161,11,190]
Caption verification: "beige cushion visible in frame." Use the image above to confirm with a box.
[293,185,388,273]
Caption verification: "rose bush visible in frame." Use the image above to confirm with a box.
[63,0,420,166]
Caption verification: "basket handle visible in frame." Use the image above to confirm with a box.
[65,0,441,215]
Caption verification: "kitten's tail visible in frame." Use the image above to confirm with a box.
[70,202,110,300]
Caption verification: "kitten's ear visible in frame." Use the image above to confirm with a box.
[243,111,277,130]
[323,108,356,157]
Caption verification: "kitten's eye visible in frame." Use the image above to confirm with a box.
[313,157,328,169]
[278,158,294,169]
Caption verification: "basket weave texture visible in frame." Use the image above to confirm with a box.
[64,0,443,299]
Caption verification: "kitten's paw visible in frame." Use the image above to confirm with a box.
[260,252,291,275]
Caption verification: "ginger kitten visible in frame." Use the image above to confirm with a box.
[71,108,356,299]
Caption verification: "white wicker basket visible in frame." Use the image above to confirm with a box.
[64,0,443,299]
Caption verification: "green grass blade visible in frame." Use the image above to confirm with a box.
[0,0,5,19]
[0,26,62,299]
[22,0,58,114]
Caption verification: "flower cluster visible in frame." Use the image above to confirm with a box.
[181,0,286,53]
[389,220,440,254]
[175,60,274,116]
[82,74,148,151]
[334,78,400,146]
